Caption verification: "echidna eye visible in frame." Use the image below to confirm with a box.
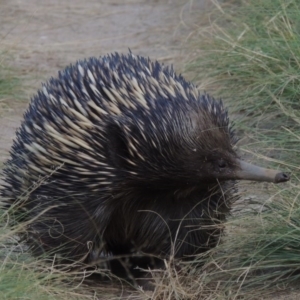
[218,159,227,169]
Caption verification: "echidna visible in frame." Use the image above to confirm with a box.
[1,52,289,273]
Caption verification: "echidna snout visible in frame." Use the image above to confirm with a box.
[235,160,290,183]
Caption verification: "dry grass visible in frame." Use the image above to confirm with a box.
[184,0,300,298]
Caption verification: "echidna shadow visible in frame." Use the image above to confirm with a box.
[0,52,290,279]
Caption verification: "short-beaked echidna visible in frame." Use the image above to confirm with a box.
[1,52,289,271]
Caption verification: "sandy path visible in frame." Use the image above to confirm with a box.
[0,0,209,162]
[0,0,211,83]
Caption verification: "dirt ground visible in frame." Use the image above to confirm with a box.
[0,0,298,299]
[0,0,208,162]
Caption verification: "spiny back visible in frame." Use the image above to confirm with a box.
[1,52,238,267]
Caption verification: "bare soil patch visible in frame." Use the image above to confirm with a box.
[0,0,209,156]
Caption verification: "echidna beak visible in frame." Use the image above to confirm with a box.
[235,160,290,184]
[274,172,290,183]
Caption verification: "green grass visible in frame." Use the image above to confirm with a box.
[185,0,300,297]
[0,52,22,113]
[188,0,300,135]
[188,0,300,119]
